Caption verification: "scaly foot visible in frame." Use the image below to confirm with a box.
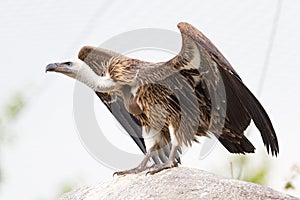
[146,161,178,175]
[113,165,154,176]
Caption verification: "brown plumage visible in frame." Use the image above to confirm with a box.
[91,22,279,155]
[47,22,279,175]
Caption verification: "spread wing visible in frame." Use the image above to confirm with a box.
[164,22,279,155]
[94,91,147,154]
[78,46,147,155]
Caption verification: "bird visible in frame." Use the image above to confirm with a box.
[46,22,279,175]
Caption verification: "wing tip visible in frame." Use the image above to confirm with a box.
[177,22,197,36]
[267,139,279,157]
[225,70,279,157]
[258,118,279,157]
[177,22,190,28]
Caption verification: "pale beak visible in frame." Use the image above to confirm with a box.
[45,63,72,74]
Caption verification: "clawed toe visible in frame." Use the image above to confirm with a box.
[113,170,137,176]
[114,168,141,176]
[146,161,178,175]
[113,165,152,176]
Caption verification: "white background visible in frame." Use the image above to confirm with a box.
[0,0,299,199]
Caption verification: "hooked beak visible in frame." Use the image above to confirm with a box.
[45,63,72,74]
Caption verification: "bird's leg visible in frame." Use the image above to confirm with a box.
[114,126,160,176]
[147,143,179,175]
[147,125,179,175]
[113,150,154,176]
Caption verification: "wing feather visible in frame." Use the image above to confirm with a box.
[95,92,147,154]
[78,46,148,155]
[165,22,279,155]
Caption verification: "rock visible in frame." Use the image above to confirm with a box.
[59,167,298,200]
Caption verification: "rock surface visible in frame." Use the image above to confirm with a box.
[59,167,298,200]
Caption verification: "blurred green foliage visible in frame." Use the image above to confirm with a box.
[230,155,269,186]
[0,92,26,184]
[58,182,76,196]
[36,179,81,200]
[4,92,25,120]
[231,147,299,196]
[228,129,270,186]
[284,164,300,191]
[243,164,268,185]
[1,92,81,199]
[284,182,295,190]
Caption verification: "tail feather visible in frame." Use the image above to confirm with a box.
[218,135,255,154]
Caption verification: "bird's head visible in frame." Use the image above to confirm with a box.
[46,58,117,92]
[45,59,86,79]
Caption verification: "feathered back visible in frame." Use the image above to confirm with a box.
[78,46,121,76]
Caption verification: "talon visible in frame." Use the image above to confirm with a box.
[147,171,154,175]
[147,161,177,175]
[113,164,154,176]
[113,171,127,176]
[113,170,132,176]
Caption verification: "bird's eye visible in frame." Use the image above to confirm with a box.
[63,62,73,67]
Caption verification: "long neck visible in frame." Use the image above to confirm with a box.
[76,63,116,92]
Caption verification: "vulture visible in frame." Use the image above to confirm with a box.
[46,22,279,175]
